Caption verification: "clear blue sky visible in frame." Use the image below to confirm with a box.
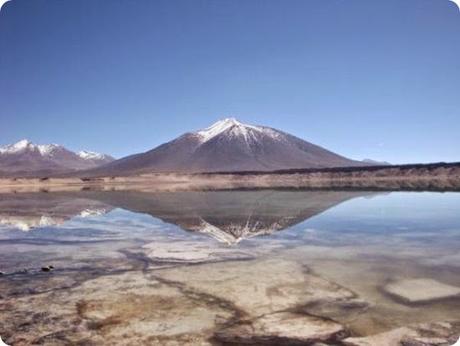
[1,0,459,163]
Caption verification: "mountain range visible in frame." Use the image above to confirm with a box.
[0,139,114,175]
[1,119,382,177]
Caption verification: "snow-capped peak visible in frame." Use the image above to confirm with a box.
[0,139,60,155]
[77,150,107,160]
[0,139,32,154]
[13,139,31,149]
[196,118,264,142]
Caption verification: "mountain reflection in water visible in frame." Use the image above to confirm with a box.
[86,190,378,243]
[0,190,375,242]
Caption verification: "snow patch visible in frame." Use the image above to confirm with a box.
[37,144,60,155]
[77,150,106,160]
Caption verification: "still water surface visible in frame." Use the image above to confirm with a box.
[0,190,459,345]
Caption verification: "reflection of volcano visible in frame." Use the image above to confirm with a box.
[86,190,375,244]
[0,193,112,231]
[0,190,376,240]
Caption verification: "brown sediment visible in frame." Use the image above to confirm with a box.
[120,248,249,322]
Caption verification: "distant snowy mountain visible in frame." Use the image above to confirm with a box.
[0,139,114,176]
[362,159,391,166]
[88,118,369,175]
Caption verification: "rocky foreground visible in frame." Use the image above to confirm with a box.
[1,251,459,346]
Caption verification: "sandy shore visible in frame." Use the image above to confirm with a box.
[1,172,460,193]
[0,175,459,193]
[0,162,459,192]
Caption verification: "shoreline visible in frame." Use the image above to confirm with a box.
[1,162,459,193]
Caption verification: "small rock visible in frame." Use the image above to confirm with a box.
[41,266,53,272]
[0,271,4,276]
[383,278,460,304]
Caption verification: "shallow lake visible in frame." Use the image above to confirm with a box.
[0,190,459,345]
